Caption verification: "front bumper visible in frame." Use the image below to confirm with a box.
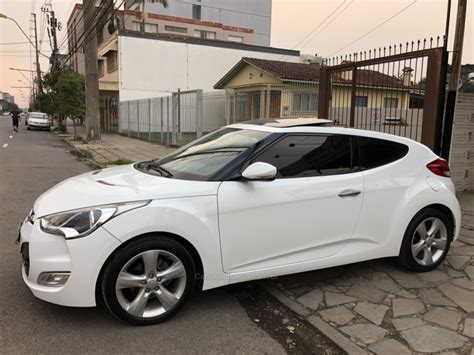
[28,123,51,129]
[19,220,121,307]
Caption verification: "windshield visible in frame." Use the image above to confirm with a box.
[138,128,270,180]
[30,113,47,119]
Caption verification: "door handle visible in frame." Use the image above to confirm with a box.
[338,189,361,198]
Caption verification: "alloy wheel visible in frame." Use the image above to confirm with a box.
[411,217,448,266]
[115,249,187,318]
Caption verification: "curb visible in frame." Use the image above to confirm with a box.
[57,134,104,170]
[261,282,369,355]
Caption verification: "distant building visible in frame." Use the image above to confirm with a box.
[0,91,16,112]
[67,2,266,75]
[66,3,296,133]
[124,0,272,46]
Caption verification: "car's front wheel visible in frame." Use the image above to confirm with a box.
[398,208,452,272]
[100,235,196,325]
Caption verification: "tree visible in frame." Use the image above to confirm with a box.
[55,69,85,139]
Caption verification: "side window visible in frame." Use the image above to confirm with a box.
[358,136,409,170]
[253,134,353,178]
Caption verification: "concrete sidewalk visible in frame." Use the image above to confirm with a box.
[58,124,175,167]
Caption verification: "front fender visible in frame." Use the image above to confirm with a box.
[102,196,229,290]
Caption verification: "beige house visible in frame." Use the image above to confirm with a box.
[214,58,414,121]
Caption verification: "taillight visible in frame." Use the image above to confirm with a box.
[426,158,450,177]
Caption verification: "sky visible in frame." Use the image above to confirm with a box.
[0,0,472,108]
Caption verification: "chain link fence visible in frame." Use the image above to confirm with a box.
[119,86,426,147]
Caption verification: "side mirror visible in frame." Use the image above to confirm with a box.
[241,162,277,181]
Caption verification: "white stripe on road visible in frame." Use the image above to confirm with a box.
[3,144,8,148]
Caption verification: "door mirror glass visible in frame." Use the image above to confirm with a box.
[241,162,277,181]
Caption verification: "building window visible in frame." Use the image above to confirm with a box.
[98,60,105,77]
[192,4,201,20]
[384,97,398,108]
[355,96,368,107]
[106,51,117,73]
[194,30,216,40]
[164,25,187,34]
[293,92,317,113]
[144,23,158,33]
[228,35,243,43]
[132,21,141,32]
[236,94,248,120]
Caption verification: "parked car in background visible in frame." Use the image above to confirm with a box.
[27,112,51,130]
[18,118,460,325]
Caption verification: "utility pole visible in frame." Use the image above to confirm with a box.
[32,13,43,95]
[48,10,60,71]
[84,0,101,141]
[42,2,61,72]
[441,0,467,159]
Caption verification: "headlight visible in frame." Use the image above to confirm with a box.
[39,200,150,239]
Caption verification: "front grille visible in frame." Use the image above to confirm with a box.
[21,242,30,276]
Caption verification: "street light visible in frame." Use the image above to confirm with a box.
[0,13,48,58]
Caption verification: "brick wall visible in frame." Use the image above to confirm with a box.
[450,93,474,194]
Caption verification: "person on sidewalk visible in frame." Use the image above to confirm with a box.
[10,109,21,132]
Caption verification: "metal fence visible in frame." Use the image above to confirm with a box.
[319,38,446,151]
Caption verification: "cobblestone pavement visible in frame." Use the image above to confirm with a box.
[267,236,474,354]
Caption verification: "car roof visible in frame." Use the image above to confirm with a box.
[241,118,334,127]
[228,121,431,151]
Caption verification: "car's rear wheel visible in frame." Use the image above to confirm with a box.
[100,235,196,325]
[398,208,452,272]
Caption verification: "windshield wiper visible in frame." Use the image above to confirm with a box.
[145,162,173,177]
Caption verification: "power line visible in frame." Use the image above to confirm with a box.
[56,0,104,58]
[173,0,271,18]
[59,0,124,71]
[327,0,418,57]
[288,1,347,51]
[0,41,45,45]
[300,0,354,51]
[56,0,96,52]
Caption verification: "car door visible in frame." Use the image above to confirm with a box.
[217,133,364,273]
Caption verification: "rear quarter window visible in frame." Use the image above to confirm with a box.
[358,136,409,170]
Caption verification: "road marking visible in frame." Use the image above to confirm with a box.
[3,144,8,148]
[9,135,13,139]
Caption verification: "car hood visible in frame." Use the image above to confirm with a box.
[34,164,220,216]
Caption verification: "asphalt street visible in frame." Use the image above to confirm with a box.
[0,117,286,354]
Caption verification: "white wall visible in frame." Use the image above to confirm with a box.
[118,35,298,101]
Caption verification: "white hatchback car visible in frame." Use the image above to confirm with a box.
[27,112,51,130]
[18,119,460,325]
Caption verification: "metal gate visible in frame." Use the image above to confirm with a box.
[318,38,447,152]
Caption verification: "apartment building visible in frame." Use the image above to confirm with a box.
[65,1,294,133]
[124,0,272,46]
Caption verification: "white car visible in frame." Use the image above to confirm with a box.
[18,119,460,325]
[27,112,51,130]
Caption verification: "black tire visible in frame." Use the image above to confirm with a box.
[398,207,452,272]
[100,235,196,325]
[27,127,30,130]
